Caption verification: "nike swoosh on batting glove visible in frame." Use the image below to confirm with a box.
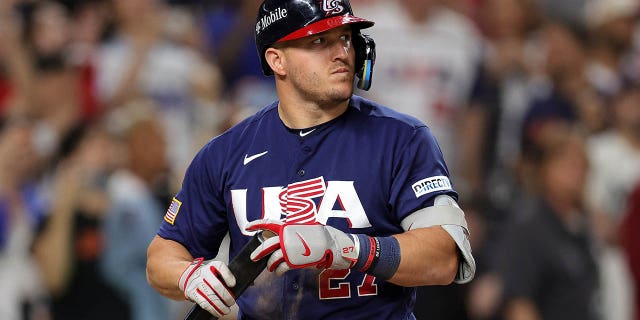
[246,219,359,275]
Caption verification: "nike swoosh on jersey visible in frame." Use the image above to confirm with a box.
[299,128,316,137]
[296,232,311,256]
[243,151,268,165]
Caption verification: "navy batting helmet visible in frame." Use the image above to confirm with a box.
[255,0,376,90]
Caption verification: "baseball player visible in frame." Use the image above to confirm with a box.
[146,0,475,319]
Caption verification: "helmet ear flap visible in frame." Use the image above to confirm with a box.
[354,33,376,91]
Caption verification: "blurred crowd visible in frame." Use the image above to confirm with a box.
[0,0,638,319]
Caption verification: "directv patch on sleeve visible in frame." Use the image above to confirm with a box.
[412,176,452,198]
[164,197,182,225]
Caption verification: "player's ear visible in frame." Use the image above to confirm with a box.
[265,47,286,76]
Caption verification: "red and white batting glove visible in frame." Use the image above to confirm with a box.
[246,219,359,276]
[179,258,236,318]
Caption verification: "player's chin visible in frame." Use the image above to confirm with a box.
[330,76,354,93]
[327,84,354,101]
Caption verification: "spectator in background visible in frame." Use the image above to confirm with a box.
[96,0,223,177]
[65,0,112,121]
[587,86,640,244]
[0,121,49,320]
[460,0,543,212]
[586,85,640,320]
[456,8,552,317]
[0,3,108,317]
[521,21,607,157]
[356,0,483,180]
[0,0,98,159]
[200,0,278,130]
[32,125,131,320]
[25,1,72,64]
[518,24,631,320]
[101,102,175,320]
[16,0,77,126]
[201,0,267,90]
[584,0,640,100]
[500,123,599,320]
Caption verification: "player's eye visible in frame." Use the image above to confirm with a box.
[340,34,352,48]
[312,37,324,45]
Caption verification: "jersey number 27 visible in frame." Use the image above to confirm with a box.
[319,270,377,299]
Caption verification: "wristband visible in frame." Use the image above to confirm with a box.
[352,234,401,280]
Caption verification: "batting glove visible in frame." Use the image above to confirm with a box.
[179,258,236,318]
[246,219,359,276]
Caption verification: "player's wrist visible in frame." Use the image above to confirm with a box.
[179,257,204,299]
[351,234,401,280]
[324,226,359,268]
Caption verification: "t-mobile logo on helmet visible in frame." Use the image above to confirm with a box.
[323,0,345,15]
[256,7,288,35]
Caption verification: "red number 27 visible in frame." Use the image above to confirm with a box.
[318,269,378,299]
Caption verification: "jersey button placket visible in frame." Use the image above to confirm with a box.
[294,140,313,178]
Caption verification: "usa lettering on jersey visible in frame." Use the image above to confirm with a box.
[281,177,326,223]
[232,176,372,234]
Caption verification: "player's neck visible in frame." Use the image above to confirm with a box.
[277,98,349,129]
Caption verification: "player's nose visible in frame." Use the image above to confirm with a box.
[330,37,351,62]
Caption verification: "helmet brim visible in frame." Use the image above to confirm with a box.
[278,15,374,43]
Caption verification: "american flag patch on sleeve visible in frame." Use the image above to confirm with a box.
[164,197,182,225]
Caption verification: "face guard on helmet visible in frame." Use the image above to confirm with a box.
[255,0,376,90]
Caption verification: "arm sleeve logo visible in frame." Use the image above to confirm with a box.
[411,176,452,198]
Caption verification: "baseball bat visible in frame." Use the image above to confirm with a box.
[184,231,274,320]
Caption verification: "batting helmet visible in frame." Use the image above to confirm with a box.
[255,0,376,90]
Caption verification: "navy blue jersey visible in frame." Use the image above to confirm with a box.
[158,95,457,319]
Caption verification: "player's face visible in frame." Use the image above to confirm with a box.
[280,26,356,105]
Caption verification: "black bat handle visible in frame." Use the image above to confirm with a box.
[184,232,269,320]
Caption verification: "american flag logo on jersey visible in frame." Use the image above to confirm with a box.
[164,197,182,225]
[281,177,326,223]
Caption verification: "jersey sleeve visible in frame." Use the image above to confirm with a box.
[389,125,458,221]
[157,142,229,259]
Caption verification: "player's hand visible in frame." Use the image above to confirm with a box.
[246,219,359,275]
[179,258,236,318]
